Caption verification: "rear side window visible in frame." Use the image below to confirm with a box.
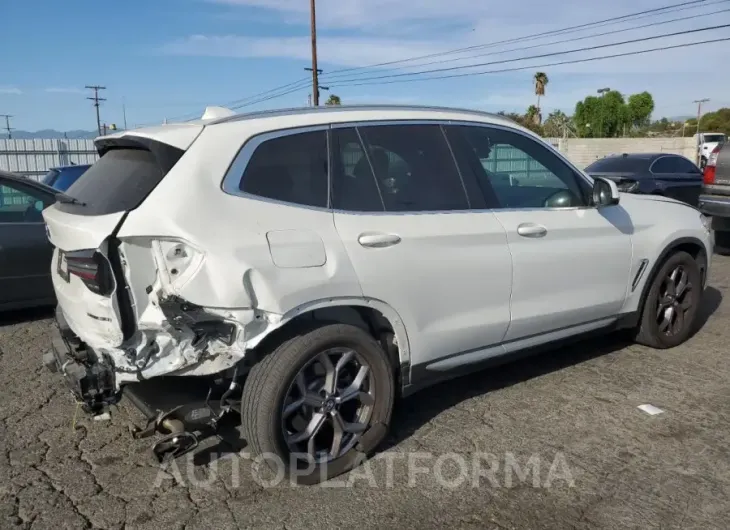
[355,124,469,212]
[58,149,166,216]
[673,157,701,174]
[41,169,60,186]
[239,131,328,208]
[53,166,88,191]
[651,157,680,173]
[585,156,651,173]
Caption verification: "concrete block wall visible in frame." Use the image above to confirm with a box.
[554,137,696,169]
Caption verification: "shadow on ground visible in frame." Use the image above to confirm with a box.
[0,305,54,328]
[384,285,723,451]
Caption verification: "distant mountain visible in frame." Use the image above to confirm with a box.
[1,130,97,140]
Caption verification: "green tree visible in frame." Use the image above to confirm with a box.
[543,110,572,137]
[534,72,549,123]
[574,90,630,137]
[699,108,730,136]
[325,94,342,106]
[627,91,655,128]
[574,96,601,137]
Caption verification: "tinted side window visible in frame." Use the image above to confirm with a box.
[651,157,680,173]
[449,125,588,209]
[0,182,47,223]
[357,125,469,212]
[240,131,328,208]
[331,128,384,212]
[673,157,701,174]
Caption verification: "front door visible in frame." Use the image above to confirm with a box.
[330,124,513,367]
[445,124,634,343]
[0,179,55,307]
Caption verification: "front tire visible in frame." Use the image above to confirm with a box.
[241,323,395,485]
[634,251,702,349]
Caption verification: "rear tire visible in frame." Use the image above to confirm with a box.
[241,323,394,485]
[634,251,702,349]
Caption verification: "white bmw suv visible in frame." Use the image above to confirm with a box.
[43,105,712,483]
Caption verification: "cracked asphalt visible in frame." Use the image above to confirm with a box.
[3,257,730,529]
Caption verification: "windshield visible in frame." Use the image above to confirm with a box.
[704,134,726,144]
[585,156,651,174]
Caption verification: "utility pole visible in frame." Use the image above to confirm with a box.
[122,101,128,130]
[0,114,14,139]
[308,0,320,106]
[86,85,106,136]
[597,87,610,138]
[694,98,709,165]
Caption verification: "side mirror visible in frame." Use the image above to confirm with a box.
[592,177,620,207]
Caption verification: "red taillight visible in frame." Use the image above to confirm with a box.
[704,145,721,184]
[61,249,115,296]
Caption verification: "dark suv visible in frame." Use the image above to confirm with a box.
[585,153,703,206]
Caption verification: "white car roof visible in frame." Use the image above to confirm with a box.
[97,105,533,151]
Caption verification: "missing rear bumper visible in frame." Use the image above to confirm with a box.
[44,313,118,413]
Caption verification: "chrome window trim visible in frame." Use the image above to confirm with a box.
[220,124,331,212]
[221,118,598,213]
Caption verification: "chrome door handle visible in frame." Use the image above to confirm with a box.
[358,233,401,248]
[516,223,547,238]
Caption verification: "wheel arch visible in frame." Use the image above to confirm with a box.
[636,236,708,319]
[247,297,413,387]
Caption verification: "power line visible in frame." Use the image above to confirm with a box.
[324,24,730,86]
[163,0,715,121]
[322,0,710,77]
[0,115,14,139]
[324,37,730,88]
[204,31,730,113]
[85,85,106,136]
[325,3,729,80]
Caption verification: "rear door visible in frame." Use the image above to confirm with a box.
[331,123,513,368]
[42,139,188,348]
[650,155,703,206]
[0,178,55,307]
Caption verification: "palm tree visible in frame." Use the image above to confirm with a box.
[526,105,539,124]
[325,94,342,106]
[534,72,549,123]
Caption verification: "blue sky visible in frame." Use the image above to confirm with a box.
[1,0,729,131]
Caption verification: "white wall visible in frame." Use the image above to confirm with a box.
[553,137,697,169]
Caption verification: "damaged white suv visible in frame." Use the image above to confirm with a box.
[43,105,712,483]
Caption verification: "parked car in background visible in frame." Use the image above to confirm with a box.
[43,105,712,483]
[585,153,703,206]
[41,163,91,191]
[698,142,730,254]
[693,132,727,168]
[0,170,57,310]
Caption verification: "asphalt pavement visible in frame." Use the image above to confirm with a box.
[2,257,730,529]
